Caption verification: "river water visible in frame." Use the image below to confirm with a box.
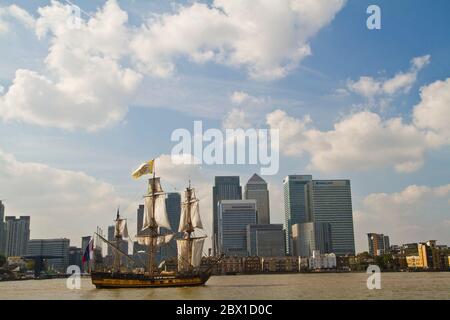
[1,273,449,300]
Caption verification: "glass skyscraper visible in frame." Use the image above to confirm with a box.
[246,224,285,257]
[212,176,242,255]
[311,180,355,256]
[4,216,30,257]
[283,175,313,255]
[292,222,332,257]
[244,174,270,225]
[284,176,355,256]
[218,200,256,257]
[26,238,70,273]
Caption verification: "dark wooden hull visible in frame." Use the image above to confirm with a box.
[91,271,211,288]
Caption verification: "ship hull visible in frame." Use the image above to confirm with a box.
[91,271,211,288]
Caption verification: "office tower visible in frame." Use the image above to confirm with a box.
[212,176,242,255]
[158,192,181,263]
[165,192,181,232]
[218,200,256,257]
[107,225,115,256]
[0,201,5,255]
[68,246,83,269]
[283,175,313,255]
[4,216,30,257]
[244,174,270,225]
[246,224,285,257]
[292,222,332,257]
[311,180,355,256]
[26,238,70,273]
[367,233,390,256]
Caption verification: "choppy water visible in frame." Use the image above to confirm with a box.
[0,273,449,300]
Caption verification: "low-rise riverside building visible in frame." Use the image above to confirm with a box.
[243,256,261,274]
[406,255,423,269]
[220,256,244,274]
[308,250,337,270]
[261,256,300,273]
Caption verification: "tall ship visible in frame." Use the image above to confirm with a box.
[90,160,212,288]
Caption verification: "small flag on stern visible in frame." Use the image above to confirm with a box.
[132,159,155,179]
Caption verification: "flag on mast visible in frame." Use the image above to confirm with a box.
[82,238,94,264]
[132,159,155,179]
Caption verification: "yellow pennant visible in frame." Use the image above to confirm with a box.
[132,159,155,179]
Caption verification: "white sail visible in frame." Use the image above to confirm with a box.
[178,188,203,232]
[154,195,171,229]
[177,239,191,272]
[143,194,171,230]
[191,238,204,268]
[137,234,174,247]
[115,220,128,238]
[178,203,188,233]
[190,200,203,230]
[176,238,205,271]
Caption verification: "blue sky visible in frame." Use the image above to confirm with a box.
[0,0,449,251]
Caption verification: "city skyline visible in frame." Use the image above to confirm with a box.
[1,174,448,256]
[0,0,449,253]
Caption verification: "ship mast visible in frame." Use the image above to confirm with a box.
[114,209,122,272]
[185,180,194,269]
[177,181,205,273]
[148,170,157,276]
[113,207,127,272]
[132,159,172,276]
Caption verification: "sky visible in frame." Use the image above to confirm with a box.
[0,0,449,252]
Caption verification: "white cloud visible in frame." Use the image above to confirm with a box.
[0,4,36,33]
[267,74,450,174]
[230,91,267,106]
[0,149,128,245]
[0,0,142,131]
[222,108,252,129]
[347,76,381,98]
[131,0,346,80]
[0,0,345,130]
[347,55,430,99]
[413,77,450,145]
[266,109,312,156]
[354,184,450,250]
[267,110,429,173]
